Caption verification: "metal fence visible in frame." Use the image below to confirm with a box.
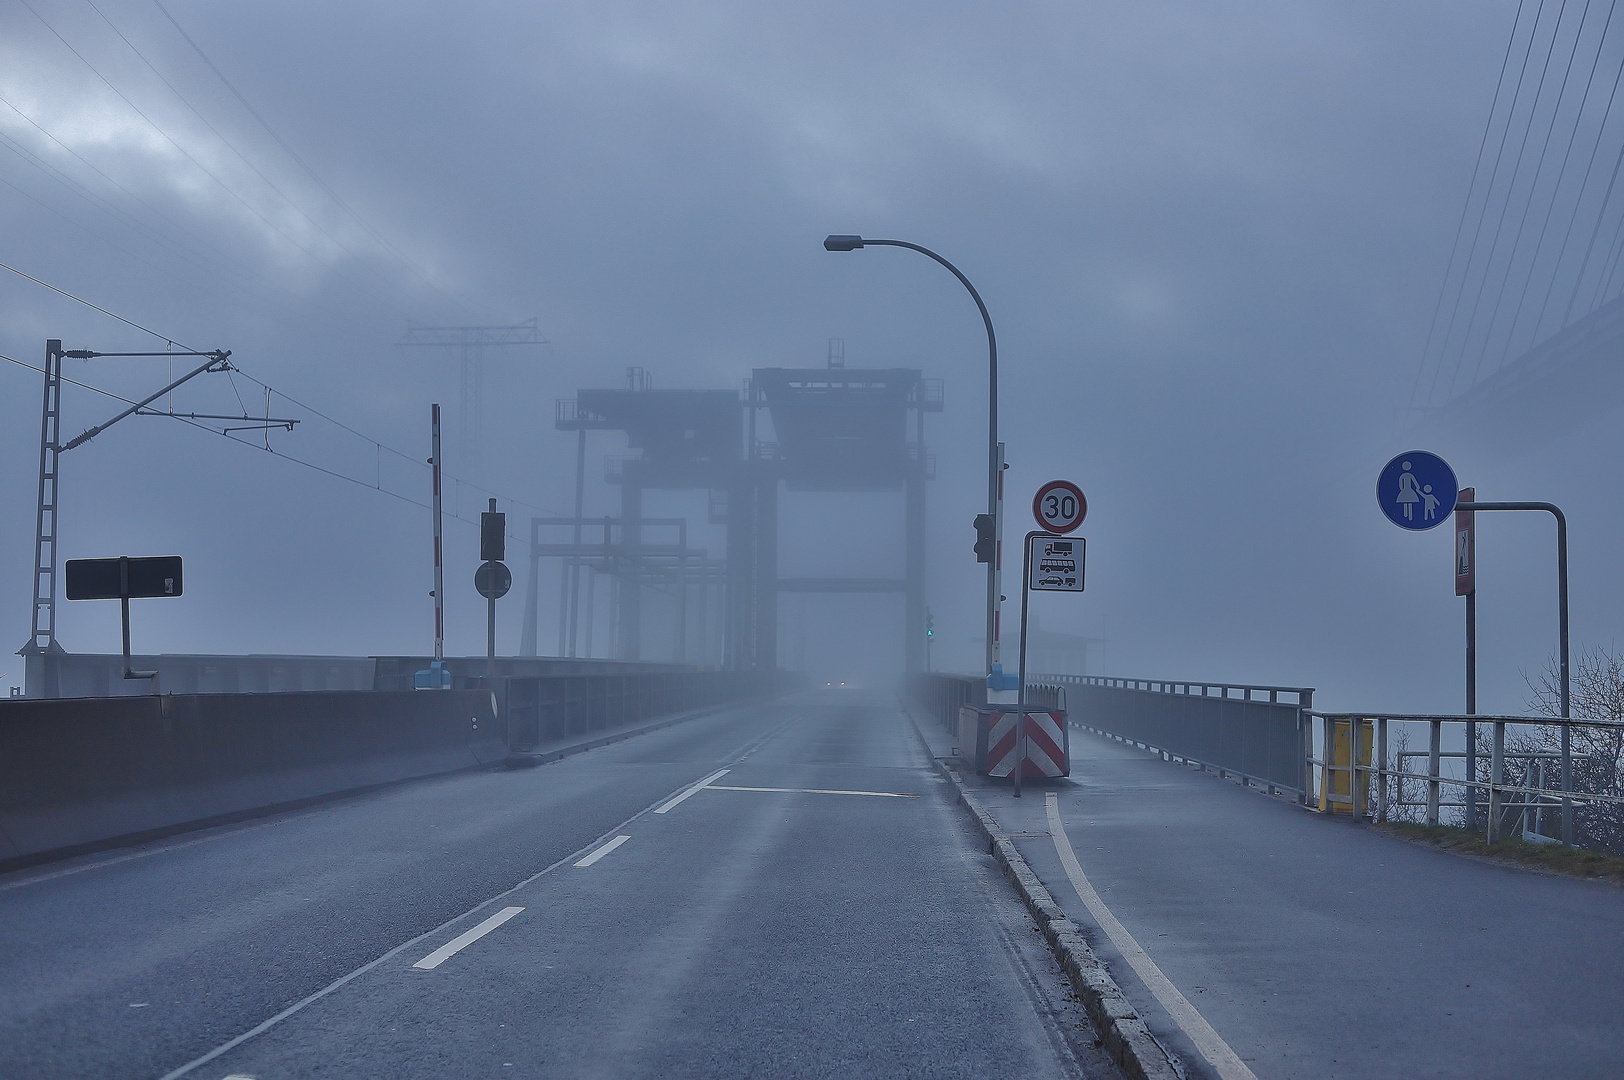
[1036,674,1316,801]
[1311,711,1624,850]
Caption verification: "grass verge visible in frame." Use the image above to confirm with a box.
[1379,822,1624,884]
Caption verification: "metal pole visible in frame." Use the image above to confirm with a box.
[432,405,444,664]
[568,429,586,657]
[1466,590,1478,830]
[1489,720,1506,843]
[1458,501,1570,842]
[824,237,1000,679]
[1015,532,1036,800]
[1427,720,1441,826]
[1378,718,1389,823]
[120,556,132,681]
[1557,511,1572,844]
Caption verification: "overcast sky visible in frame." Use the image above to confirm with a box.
[7,0,1616,712]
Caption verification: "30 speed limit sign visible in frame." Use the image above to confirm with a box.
[1032,480,1087,534]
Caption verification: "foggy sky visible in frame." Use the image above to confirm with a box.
[4,0,1606,714]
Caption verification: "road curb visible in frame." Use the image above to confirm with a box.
[907,712,1181,1080]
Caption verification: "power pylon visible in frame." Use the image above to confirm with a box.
[397,319,547,483]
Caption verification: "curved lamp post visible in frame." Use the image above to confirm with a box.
[823,235,1003,679]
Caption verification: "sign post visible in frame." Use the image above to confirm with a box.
[1376,452,1571,842]
[476,499,510,682]
[1013,481,1088,798]
[1456,487,1477,830]
[64,554,183,685]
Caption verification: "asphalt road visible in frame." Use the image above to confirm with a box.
[932,717,1624,1080]
[0,693,1117,1079]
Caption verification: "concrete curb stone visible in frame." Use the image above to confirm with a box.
[906,711,1182,1080]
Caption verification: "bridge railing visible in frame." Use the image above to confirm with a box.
[1309,711,1624,851]
[1037,674,1316,802]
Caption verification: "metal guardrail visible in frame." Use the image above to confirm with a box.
[1037,673,1315,801]
[1309,711,1624,847]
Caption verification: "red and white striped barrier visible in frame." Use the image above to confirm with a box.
[985,709,1069,779]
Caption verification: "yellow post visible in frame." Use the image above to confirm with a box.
[1319,718,1374,815]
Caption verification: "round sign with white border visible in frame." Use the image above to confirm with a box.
[1032,480,1087,534]
[1375,450,1457,532]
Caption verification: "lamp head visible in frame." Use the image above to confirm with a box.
[823,234,865,251]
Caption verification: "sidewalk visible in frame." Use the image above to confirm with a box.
[912,709,1624,1080]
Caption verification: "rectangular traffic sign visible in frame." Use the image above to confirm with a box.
[1455,486,1474,596]
[65,556,183,600]
[1027,535,1084,592]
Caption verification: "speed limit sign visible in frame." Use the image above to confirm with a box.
[1032,480,1087,533]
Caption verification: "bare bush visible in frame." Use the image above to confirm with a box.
[1515,645,1624,852]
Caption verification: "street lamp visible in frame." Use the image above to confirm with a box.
[823,235,1006,685]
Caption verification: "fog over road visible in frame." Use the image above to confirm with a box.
[0,694,1116,1079]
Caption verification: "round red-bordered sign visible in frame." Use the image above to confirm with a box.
[1032,480,1087,533]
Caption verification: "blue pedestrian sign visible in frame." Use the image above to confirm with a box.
[1377,450,1457,531]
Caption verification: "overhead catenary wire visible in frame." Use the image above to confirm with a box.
[81,0,449,312]
[14,0,421,321]
[148,0,489,321]
[0,91,430,328]
[0,267,562,540]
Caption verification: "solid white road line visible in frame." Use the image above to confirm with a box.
[1045,792,1258,1080]
[573,834,631,867]
[653,768,730,814]
[411,907,525,970]
[706,785,917,798]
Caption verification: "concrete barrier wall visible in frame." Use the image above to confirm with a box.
[505,670,802,751]
[909,672,985,734]
[0,690,502,867]
[18,653,687,699]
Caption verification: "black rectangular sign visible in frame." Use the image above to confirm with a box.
[481,511,506,562]
[65,556,183,600]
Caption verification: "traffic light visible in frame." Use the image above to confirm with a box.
[973,514,995,563]
[925,610,935,638]
[481,500,506,562]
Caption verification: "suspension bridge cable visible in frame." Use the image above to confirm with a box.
[1429,0,1550,407]
[1408,0,1530,415]
[1448,0,1573,400]
[1495,0,1611,370]
[1532,0,1624,338]
[1560,119,1624,321]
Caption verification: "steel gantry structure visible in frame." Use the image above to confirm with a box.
[546,357,940,672]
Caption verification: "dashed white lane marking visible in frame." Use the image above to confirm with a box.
[155,737,773,1078]
[706,785,917,798]
[572,835,631,867]
[653,768,730,814]
[1045,792,1258,1080]
[412,906,525,970]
